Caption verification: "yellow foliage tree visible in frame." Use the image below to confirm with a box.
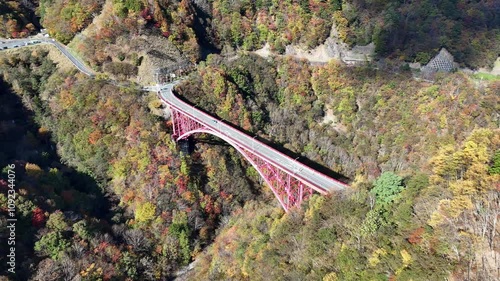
[395,249,412,275]
[25,163,43,179]
[429,128,499,225]
[135,202,156,223]
[323,272,338,281]
[368,248,388,267]
[400,249,412,267]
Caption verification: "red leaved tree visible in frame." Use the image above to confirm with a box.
[32,207,46,228]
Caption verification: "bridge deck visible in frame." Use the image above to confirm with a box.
[158,82,348,194]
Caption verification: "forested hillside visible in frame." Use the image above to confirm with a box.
[209,0,500,67]
[179,54,499,179]
[0,75,115,280]
[34,0,500,71]
[178,54,499,280]
[39,0,104,44]
[0,0,499,280]
[0,49,264,279]
[189,140,499,280]
[3,0,499,68]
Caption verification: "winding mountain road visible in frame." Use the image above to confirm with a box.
[0,37,94,76]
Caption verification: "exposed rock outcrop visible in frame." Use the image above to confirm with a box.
[323,23,375,64]
[258,22,375,64]
[130,35,192,84]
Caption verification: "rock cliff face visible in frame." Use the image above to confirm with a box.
[324,39,375,64]
[324,22,375,64]
[283,23,375,64]
[131,35,190,85]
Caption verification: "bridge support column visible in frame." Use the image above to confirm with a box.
[170,108,207,140]
[244,150,313,212]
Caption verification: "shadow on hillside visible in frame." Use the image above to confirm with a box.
[190,1,221,61]
[0,79,113,219]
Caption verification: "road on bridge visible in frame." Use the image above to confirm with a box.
[158,82,349,195]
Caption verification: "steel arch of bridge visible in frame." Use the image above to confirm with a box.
[169,107,318,212]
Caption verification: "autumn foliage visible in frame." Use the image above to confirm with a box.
[32,207,46,228]
[407,227,425,245]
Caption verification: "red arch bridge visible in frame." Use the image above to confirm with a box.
[157,82,348,212]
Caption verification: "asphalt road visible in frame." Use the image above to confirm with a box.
[0,37,94,76]
[158,82,349,194]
